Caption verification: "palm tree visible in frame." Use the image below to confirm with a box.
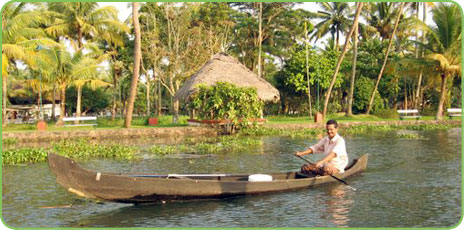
[364,2,403,41]
[2,2,55,126]
[411,2,436,108]
[421,3,461,120]
[46,2,128,119]
[346,22,358,116]
[366,2,405,114]
[125,2,142,128]
[309,2,352,51]
[322,2,363,117]
[46,2,126,51]
[36,44,102,125]
[71,43,111,119]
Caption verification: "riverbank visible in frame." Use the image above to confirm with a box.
[2,126,218,142]
[265,119,461,129]
[2,119,460,143]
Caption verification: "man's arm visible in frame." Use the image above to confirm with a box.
[315,152,337,168]
[296,138,326,156]
[295,148,314,156]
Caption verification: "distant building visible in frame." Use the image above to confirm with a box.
[42,104,61,117]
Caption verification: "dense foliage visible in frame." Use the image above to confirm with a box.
[2,2,462,125]
[190,82,263,121]
[66,86,111,115]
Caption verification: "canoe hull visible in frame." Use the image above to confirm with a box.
[47,153,368,203]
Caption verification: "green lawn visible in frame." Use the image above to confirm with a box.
[2,115,189,132]
[2,113,458,132]
[265,113,446,124]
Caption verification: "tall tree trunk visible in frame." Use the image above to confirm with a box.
[2,73,7,127]
[112,77,117,120]
[146,81,150,116]
[322,2,363,118]
[51,84,56,121]
[257,2,263,78]
[76,85,82,117]
[346,23,358,116]
[56,84,66,126]
[171,80,180,123]
[124,2,142,128]
[415,3,427,109]
[305,21,312,118]
[173,98,179,123]
[366,2,405,114]
[404,76,408,110]
[415,70,423,108]
[158,74,162,116]
[112,62,118,121]
[436,74,447,120]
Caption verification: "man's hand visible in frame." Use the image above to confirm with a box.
[295,151,305,156]
[315,161,324,168]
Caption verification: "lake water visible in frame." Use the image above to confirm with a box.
[2,128,462,228]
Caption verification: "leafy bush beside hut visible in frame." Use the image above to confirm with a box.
[190,82,263,123]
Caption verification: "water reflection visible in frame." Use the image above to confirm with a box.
[323,185,353,227]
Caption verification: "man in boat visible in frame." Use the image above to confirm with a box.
[295,119,348,176]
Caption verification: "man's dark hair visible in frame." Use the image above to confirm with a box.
[326,119,338,128]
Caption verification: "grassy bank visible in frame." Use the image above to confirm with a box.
[265,113,442,124]
[2,115,189,132]
[240,122,459,138]
[3,114,459,132]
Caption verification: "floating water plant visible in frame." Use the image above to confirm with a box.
[149,135,262,155]
[2,138,137,165]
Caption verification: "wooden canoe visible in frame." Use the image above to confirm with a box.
[47,153,368,203]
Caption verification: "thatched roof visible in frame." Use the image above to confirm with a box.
[175,53,280,103]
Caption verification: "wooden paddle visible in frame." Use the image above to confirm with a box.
[296,155,356,191]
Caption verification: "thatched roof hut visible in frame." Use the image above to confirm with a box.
[175,53,280,103]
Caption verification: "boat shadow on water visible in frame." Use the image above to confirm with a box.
[67,201,221,227]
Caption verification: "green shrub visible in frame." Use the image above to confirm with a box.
[420,107,436,116]
[190,82,263,122]
[328,102,342,114]
[354,76,384,113]
[373,108,399,119]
